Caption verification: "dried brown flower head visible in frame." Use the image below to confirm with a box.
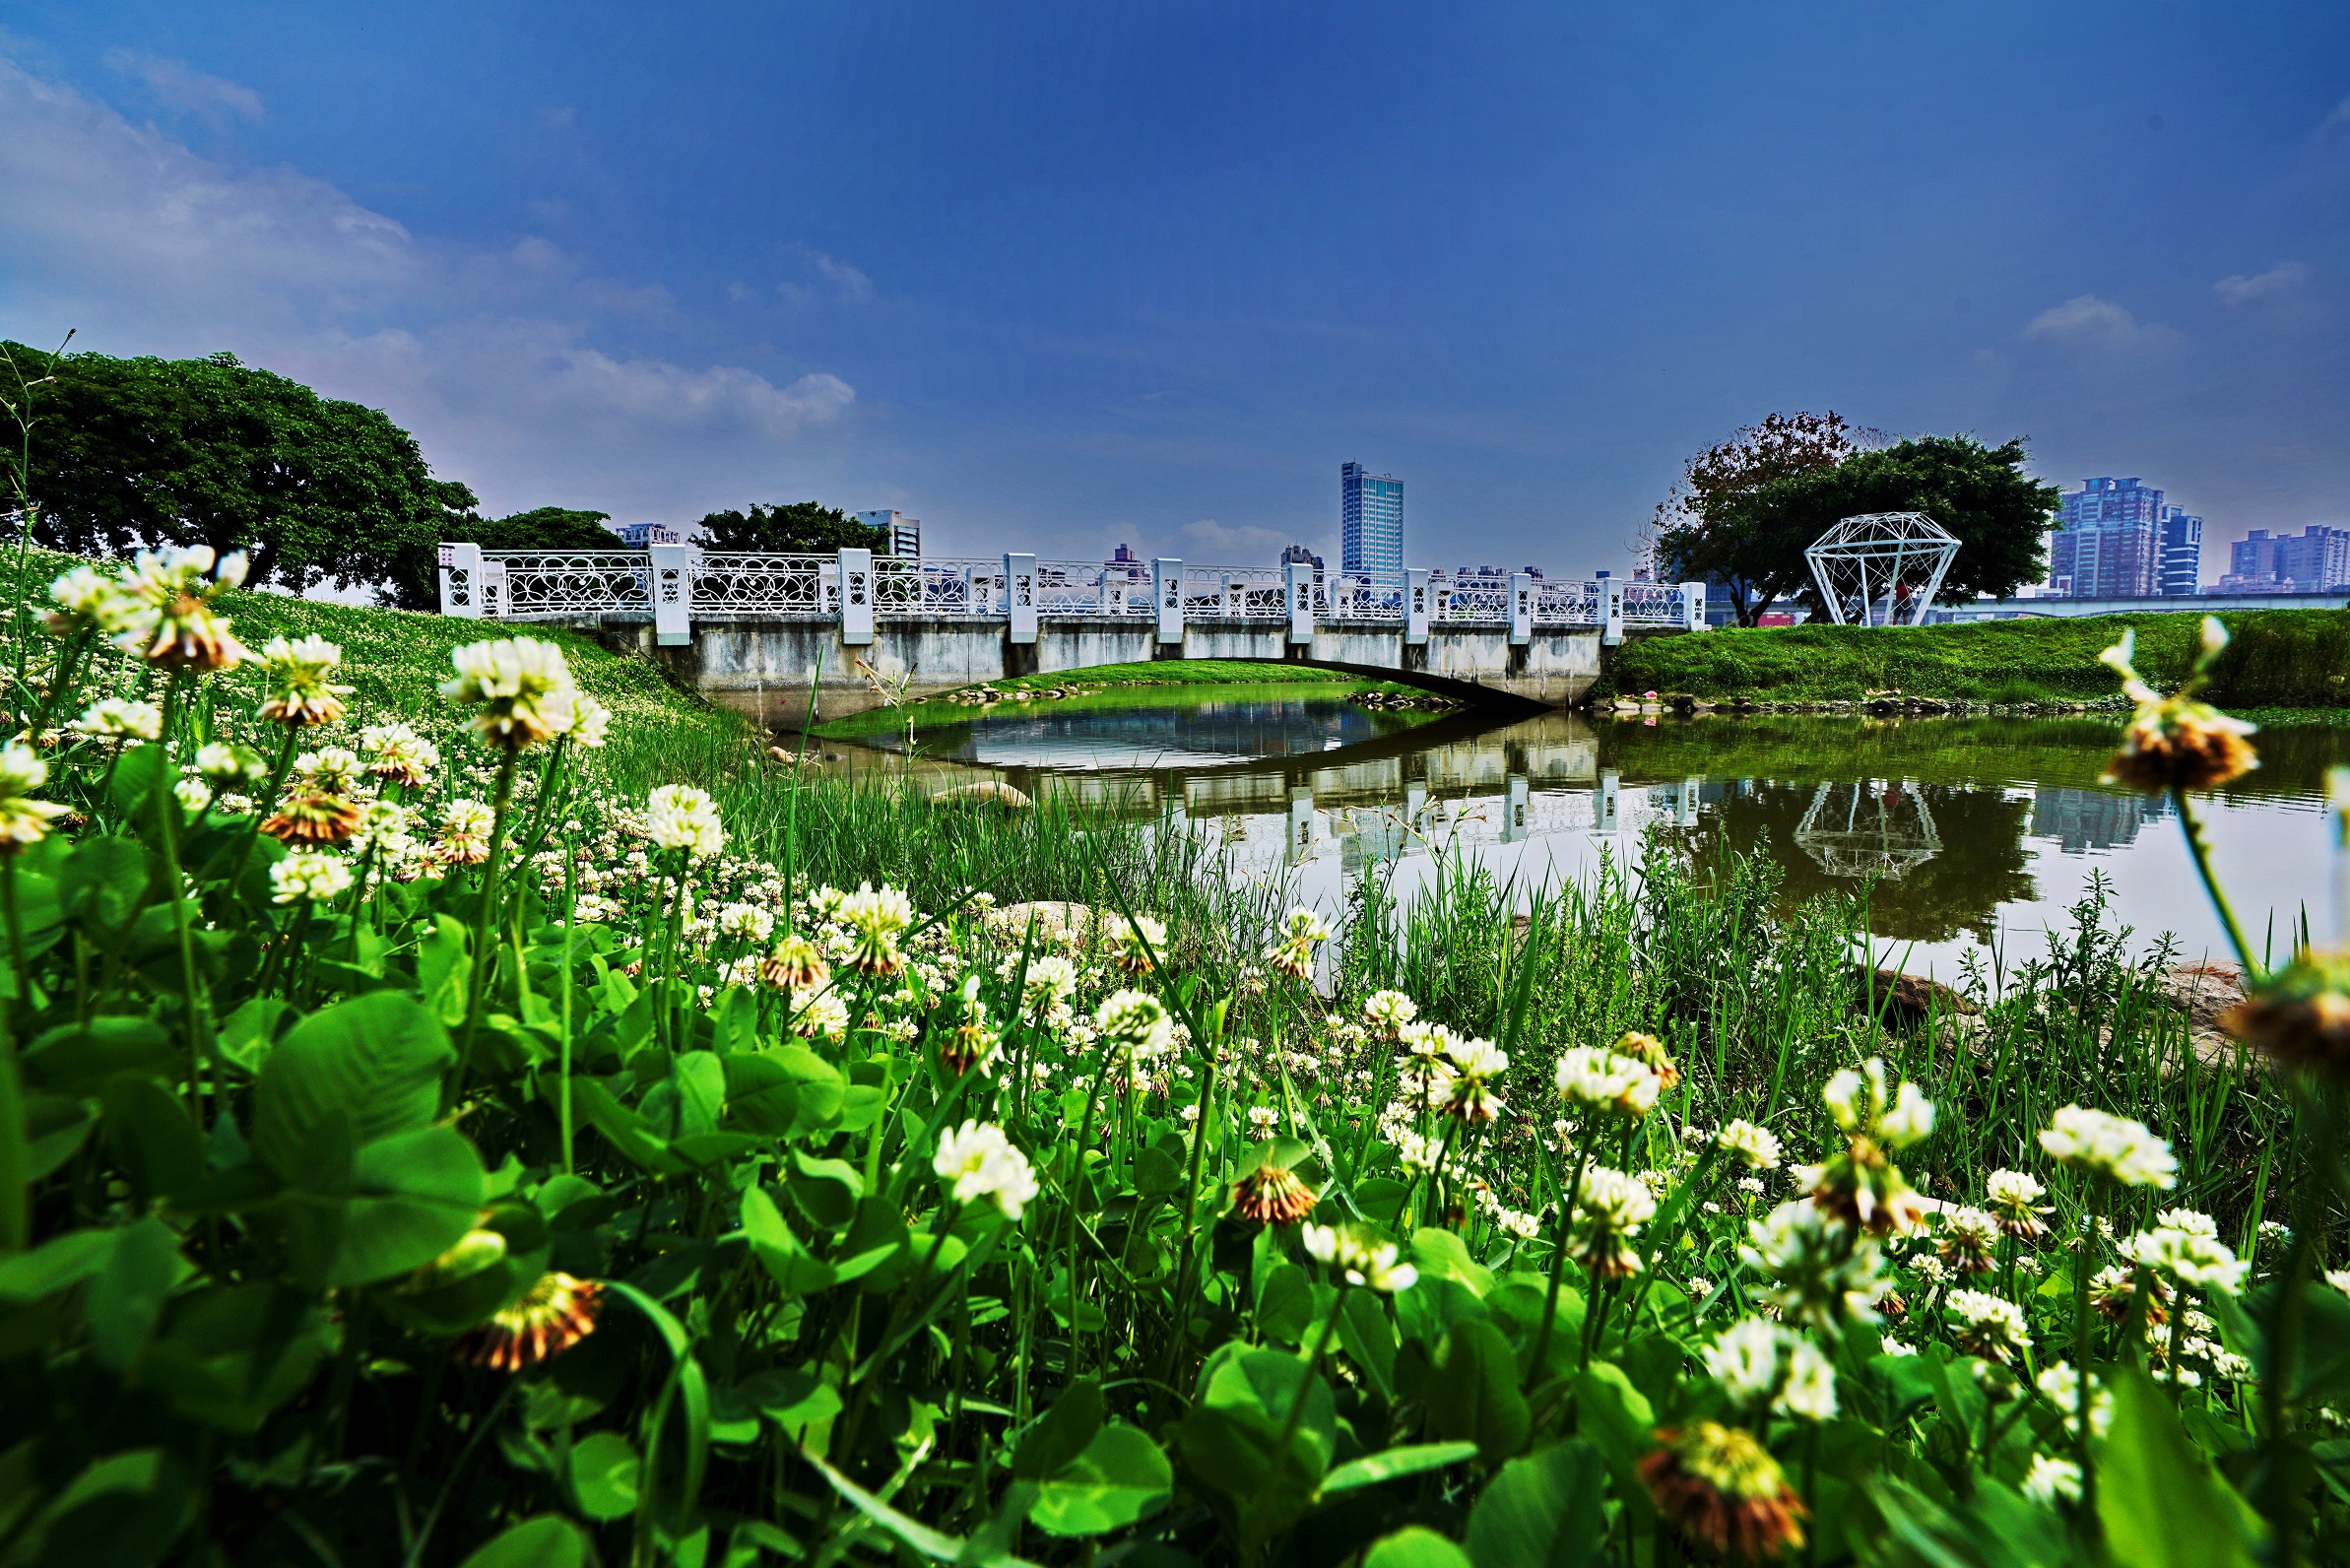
[1640,1422,1807,1560]
[454,1272,603,1372]
[1232,1162,1318,1225]
[261,790,362,846]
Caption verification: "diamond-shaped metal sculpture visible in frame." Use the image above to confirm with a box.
[1804,511,1959,627]
[1795,779,1942,880]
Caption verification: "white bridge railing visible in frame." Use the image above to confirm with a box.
[438,543,1704,649]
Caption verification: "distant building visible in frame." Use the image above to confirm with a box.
[2049,478,2165,598]
[612,522,681,547]
[1105,543,1145,582]
[2159,506,2203,597]
[1340,462,1403,575]
[1278,544,1325,570]
[856,509,922,557]
[2220,525,2350,594]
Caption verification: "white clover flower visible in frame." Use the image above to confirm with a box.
[69,697,163,741]
[791,991,850,1042]
[2127,1226,2249,1294]
[441,799,495,838]
[1701,1316,1838,1421]
[2327,1269,2350,1298]
[1878,1082,1936,1149]
[294,747,364,793]
[1446,1036,1508,1080]
[195,742,245,780]
[2035,1362,2113,1438]
[932,1121,1039,1219]
[1094,989,1175,1058]
[1363,989,1417,1038]
[563,693,612,748]
[1019,953,1080,1015]
[44,564,118,630]
[1576,1166,1658,1232]
[1105,912,1167,973]
[1301,1222,1417,1292]
[1717,1119,1784,1170]
[2022,1454,2083,1505]
[441,636,578,747]
[1741,1199,1889,1333]
[718,902,775,943]
[1278,906,1331,944]
[0,746,67,850]
[256,634,354,726]
[646,784,725,858]
[361,722,442,785]
[1946,1288,2031,1358]
[271,851,355,905]
[2039,1105,2178,1189]
[173,776,213,815]
[1553,1045,1662,1119]
[1985,1169,2051,1235]
[2154,1208,2219,1239]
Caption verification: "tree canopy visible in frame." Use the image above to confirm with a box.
[10,343,479,597]
[695,501,881,555]
[1656,415,2056,624]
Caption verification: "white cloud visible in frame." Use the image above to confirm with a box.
[2322,98,2350,135]
[1176,517,1319,562]
[104,50,263,121]
[785,243,875,303]
[0,58,853,517]
[2214,260,2311,307]
[2021,294,2169,352]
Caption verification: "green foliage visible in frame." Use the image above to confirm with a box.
[7,343,479,596]
[694,500,882,555]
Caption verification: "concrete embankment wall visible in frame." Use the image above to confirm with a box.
[585,618,1605,724]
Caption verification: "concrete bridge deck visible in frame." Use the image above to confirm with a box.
[436,544,1708,720]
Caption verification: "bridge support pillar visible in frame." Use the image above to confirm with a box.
[1405,568,1430,645]
[1602,578,1625,646]
[1509,572,1533,646]
[651,544,692,646]
[1284,560,1314,644]
[1004,554,1038,644]
[836,548,875,645]
[437,543,484,618]
[1153,557,1183,642]
[1681,581,1707,631]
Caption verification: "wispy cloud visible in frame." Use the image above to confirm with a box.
[1176,517,1317,561]
[0,57,854,517]
[2021,294,2171,353]
[103,49,262,121]
[783,243,875,304]
[2215,260,2310,307]
[2321,98,2350,135]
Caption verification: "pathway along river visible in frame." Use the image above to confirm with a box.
[810,682,2350,979]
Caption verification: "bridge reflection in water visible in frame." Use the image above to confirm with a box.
[815,698,2345,954]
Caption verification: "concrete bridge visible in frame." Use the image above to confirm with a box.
[436,544,1708,721]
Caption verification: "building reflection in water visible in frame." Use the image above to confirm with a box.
[2028,788,2170,854]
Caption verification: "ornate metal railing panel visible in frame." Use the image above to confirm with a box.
[1531,579,1601,627]
[1182,564,1285,620]
[1318,569,1406,621]
[689,554,835,619]
[1622,582,1686,625]
[494,552,655,618]
[1430,577,1510,625]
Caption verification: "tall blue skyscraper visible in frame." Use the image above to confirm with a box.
[2050,477,2164,598]
[2159,505,2203,597]
[1340,461,1403,574]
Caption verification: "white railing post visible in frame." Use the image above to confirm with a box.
[481,557,508,620]
[1004,553,1038,644]
[1154,557,1184,643]
[1509,572,1534,645]
[1502,774,1530,842]
[837,547,875,645]
[1284,560,1314,644]
[1405,568,1430,645]
[1597,767,1621,833]
[437,542,484,618]
[1681,580,1707,631]
[1602,578,1625,646]
[649,544,691,645]
[1099,568,1122,617]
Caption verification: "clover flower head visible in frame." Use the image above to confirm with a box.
[2126,1225,2248,1295]
[1554,1044,1663,1119]
[271,850,355,904]
[361,722,442,786]
[441,636,578,748]
[106,545,251,670]
[1301,1222,1417,1292]
[563,693,612,748]
[68,697,163,741]
[173,776,213,815]
[1571,1165,1657,1277]
[256,634,355,726]
[294,747,364,794]
[646,783,725,858]
[1937,1207,2001,1274]
[0,745,68,850]
[1640,1423,1807,1562]
[2034,1362,2114,1438]
[44,564,120,635]
[1093,989,1175,1058]
[759,933,828,993]
[933,1120,1039,1219]
[2038,1104,2177,1189]
[2022,1454,2083,1505]
[1946,1287,2031,1359]
[1105,912,1167,974]
[2098,624,2258,794]
[1984,1169,2051,1237]
[2221,945,2350,1078]
[1702,1316,1836,1420]
[718,902,775,944]
[1363,988,1417,1039]
[1741,1199,1889,1333]
[1718,1119,1784,1170]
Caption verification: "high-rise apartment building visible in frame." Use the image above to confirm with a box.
[2220,526,2350,593]
[856,509,922,557]
[1340,462,1403,575]
[2159,506,2203,597]
[2049,477,2164,598]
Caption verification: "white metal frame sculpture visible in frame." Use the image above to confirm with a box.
[1804,511,1959,627]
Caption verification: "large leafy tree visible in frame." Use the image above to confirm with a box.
[1657,416,2057,624]
[1653,412,1870,625]
[13,343,479,596]
[696,500,881,554]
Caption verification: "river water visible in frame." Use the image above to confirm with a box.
[816,685,2350,980]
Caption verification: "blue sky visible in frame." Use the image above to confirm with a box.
[2,4,2346,576]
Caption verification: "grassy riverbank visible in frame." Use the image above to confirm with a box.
[1596,606,2350,707]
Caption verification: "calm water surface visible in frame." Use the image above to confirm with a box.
[819,686,2350,978]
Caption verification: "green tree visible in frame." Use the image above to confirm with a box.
[696,500,881,555]
[13,344,478,595]
[382,506,618,612]
[1653,412,1870,625]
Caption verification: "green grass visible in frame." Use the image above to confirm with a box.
[1598,607,2350,706]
